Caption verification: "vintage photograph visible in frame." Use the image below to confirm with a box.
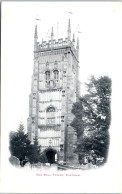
[9,18,111,170]
[1,1,122,193]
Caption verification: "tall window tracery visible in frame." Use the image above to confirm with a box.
[46,106,55,124]
[53,70,59,80]
[45,71,50,81]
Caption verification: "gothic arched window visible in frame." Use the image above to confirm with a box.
[45,71,50,81]
[46,106,55,124]
[53,70,59,80]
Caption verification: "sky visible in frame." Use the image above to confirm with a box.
[1,2,122,192]
[2,1,122,131]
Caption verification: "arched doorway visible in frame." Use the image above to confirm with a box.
[45,148,57,164]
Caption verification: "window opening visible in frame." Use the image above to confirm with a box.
[45,71,50,81]
[53,70,59,80]
[46,106,55,124]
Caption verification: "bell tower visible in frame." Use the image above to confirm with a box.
[27,19,80,164]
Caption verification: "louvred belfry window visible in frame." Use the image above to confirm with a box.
[53,70,59,80]
[46,106,55,124]
[45,71,50,81]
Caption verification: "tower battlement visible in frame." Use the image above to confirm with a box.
[34,19,79,60]
[35,38,78,61]
[36,38,76,51]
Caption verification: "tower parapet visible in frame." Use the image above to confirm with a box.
[34,20,79,62]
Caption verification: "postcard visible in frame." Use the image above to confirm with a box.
[1,1,122,193]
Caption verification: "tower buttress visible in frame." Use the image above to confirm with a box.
[67,19,71,43]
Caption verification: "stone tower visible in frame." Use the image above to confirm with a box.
[27,19,80,164]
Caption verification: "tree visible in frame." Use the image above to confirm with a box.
[9,123,31,163]
[27,136,41,165]
[71,76,111,166]
[40,152,48,163]
[86,76,111,132]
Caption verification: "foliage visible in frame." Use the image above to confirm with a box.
[27,136,41,164]
[40,152,48,163]
[71,76,111,166]
[9,123,31,161]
